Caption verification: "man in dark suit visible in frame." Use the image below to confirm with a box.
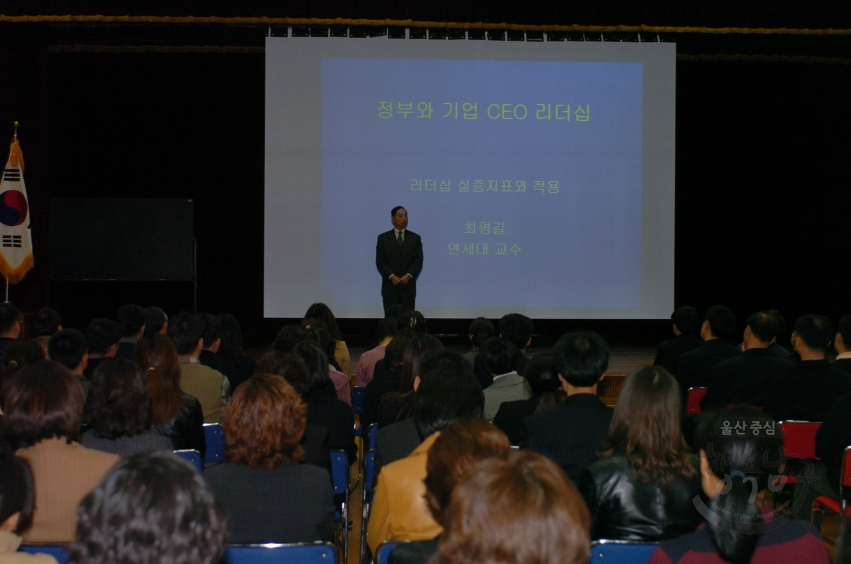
[376,206,424,316]
[526,331,614,484]
[115,304,146,360]
[653,306,702,376]
[675,304,741,394]
[700,310,794,410]
[833,314,851,375]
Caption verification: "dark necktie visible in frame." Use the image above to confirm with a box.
[397,231,403,246]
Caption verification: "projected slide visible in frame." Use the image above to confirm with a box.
[265,38,676,319]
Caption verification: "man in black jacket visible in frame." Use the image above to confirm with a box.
[375,206,424,316]
[654,306,702,376]
[675,305,741,394]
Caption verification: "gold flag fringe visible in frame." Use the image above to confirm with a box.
[0,252,34,284]
[10,140,24,172]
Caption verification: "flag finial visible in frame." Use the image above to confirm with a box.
[12,122,18,140]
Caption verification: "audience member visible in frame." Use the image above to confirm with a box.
[654,306,702,376]
[304,303,351,376]
[378,334,443,428]
[30,308,62,358]
[463,318,494,388]
[649,408,830,564]
[701,311,794,410]
[1,341,47,403]
[197,313,240,391]
[68,452,227,564]
[526,331,613,483]
[368,351,485,554]
[399,311,428,336]
[0,303,22,359]
[760,314,851,422]
[480,337,531,421]
[363,330,413,429]
[356,317,396,387]
[387,418,512,564]
[115,304,146,360]
[271,324,306,354]
[47,329,90,397]
[135,334,205,457]
[83,319,122,378]
[302,320,350,403]
[204,373,334,543]
[498,313,533,376]
[216,313,257,391]
[493,353,559,447]
[168,312,229,423]
[676,305,741,393]
[80,358,173,456]
[0,454,57,563]
[765,309,792,359]
[434,451,591,564]
[578,365,702,541]
[4,361,118,543]
[142,306,168,336]
[834,314,851,374]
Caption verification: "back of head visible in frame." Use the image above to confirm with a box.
[290,340,331,393]
[600,365,694,484]
[706,305,736,340]
[69,451,227,564]
[199,313,222,349]
[116,304,146,337]
[480,337,518,376]
[167,312,203,355]
[255,351,311,397]
[143,306,168,336]
[0,302,21,334]
[694,407,783,564]
[31,308,62,338]
[217,313,244,360]
[671,306,700,335]
[272,325,307,354]
[86,318,123,355]
[437,450,590,564]
[0,454,35,534]
[3,360,84,447]
[399,334,444,391]
[48,329,88,370]
[499,313,533,349]
[304,303,341,340]
[746,311,781,344]
[2,339,46,370]
[376,317,397,342]
[794,314,833,351]
[552,331,609,387]
[468,317,495,348]
[135,334,183,424]
[413,350,484,437]
[383,329,414,369]
[222,373,306,468]
[86,358,151,439]
[407,311,428,335]
[424,418,512,525]
[523,353,560,411]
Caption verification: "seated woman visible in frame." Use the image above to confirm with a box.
[435,450,590,564]
[387,418,512,564]
[3,361,119,543]
[304,303,351,377]
[216,313,257,391]
[578,365,703,541]
[135,334,206,459]
[363,330,412,429]
[301,320,350,404]
[203,373,334,544]
[493,353,559,447]
[0,455,57,563]
[649,407,831,564]
[80,358,173,457]
[378,334,443,428]
[68,451,227,564]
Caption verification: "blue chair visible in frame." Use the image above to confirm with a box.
[359,449,378,564]
[174,449,203,473]
[367,423,378,451]
[352,386,366,416]
[225,542,336,564]
[19,545,69,563]
[590,540,658,564]
[375,540,407,564]
[330,450,349,564]
[203,422,225,464]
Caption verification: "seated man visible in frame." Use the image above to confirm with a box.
[760,314,851,422]
[653,306,702,376]
[701,310,794,410]
[84,318,123,377]
[675,304,741,394]
[115,304,146,360]
[143,306,169,336]
[367,350,484,555]
[833,314,851,375]
[198,313,240,389]
[480,337,531,422]
[526,331,614,484]
[31,307,62,357]
[473,314,532,390]
[48,328,91,396]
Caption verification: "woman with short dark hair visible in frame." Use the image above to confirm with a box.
[578,365,703,541]
[0,454,57,563]
[68,451,227,564]
[203,373,334,544]
[3,361,119,543]
[80,358,172,457]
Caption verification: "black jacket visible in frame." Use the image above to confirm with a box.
[376,229,423,300]
[700,348,794,410]
[758,360,851,422]
[676,339,741,393]
[654,333,703,376]
[152,393,206,459]
[578,455,703,542]
[306,390,357,462]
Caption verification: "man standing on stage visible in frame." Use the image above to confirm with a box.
[376,206,424,316]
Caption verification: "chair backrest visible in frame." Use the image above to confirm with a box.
[203,422,225,464]
[364,449,377,495]
[19,545,70,563]
[352,386,367,416]
[226,542,336,564]
[841,445,851,489]
[375,541,406,564]
[174,449,203,472]
[590,540,658,564]
[686,387,708,414]
[330,450,349,496]
[367,423,378,451]
[779,421,821,460]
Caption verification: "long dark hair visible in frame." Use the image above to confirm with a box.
[304,303,342,341]
[598,365,696,485]
[380,335,443,422]
[523,353,559,413]
[695,408,783,564]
